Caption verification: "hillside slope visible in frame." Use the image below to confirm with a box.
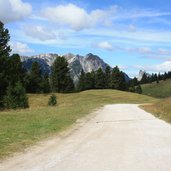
[141,79,171,98]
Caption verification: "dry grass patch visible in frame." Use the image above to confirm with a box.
[142,97,171,123]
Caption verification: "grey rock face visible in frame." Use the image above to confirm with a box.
[137,70,151,81]
[81,53,108,73]
[137,70,145,81]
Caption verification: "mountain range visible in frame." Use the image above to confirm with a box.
[21,53,130,83]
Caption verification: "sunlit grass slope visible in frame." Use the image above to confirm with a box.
[0,90,157,159]
[142,97,171,124]
[141,79,171,98]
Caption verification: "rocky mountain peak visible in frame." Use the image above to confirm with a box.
[63,53,75,60]
[85,53,101,61]
[137,70,151,81]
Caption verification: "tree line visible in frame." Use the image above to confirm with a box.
[140,72,171,84]
[77,66,142,94]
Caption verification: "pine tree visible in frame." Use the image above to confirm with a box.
[8,54,24,85]
[168,71,171,78]
[41,73,51,93]
[132,77,139,86]
[64,75,75,93]
[154,73,159,84]
[135,85,142,94]
[48,94,57,106]
[158,73,162,81]
[140,73,148,84]
[0,21,11,107]
[4,82,29,109]
[78,70,86,91]
[153,73,158,82]
[0,21,11,57]
[51,57,75,93]
[165,72,169,79]
[150,73,155,83]
[129,86,135,92]
[27,61,42,93]
[95,68,105,89]
[111,66,120,89]
[85,72,95,90]
[119,71,127,91]
[90,71,96,89]
[162,72,167,81]
[111,66,127,90]
[105,66,111,89]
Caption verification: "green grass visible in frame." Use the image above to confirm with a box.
[142,97,171,124]
[141,79,171,98]
[141,79,171,123]
[0,90,157,159]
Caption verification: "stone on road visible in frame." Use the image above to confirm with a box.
[1,104,171,171]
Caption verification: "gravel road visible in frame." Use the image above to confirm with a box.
[1,104,171,171]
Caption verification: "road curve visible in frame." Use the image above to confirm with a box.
[1,104,171,171]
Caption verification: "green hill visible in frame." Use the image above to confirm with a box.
[141,79,171,98]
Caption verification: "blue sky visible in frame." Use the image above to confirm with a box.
[1,0,171,77]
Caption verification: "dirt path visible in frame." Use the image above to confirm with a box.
[1,104,171,171]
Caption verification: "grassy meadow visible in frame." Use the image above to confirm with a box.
[141,79,171,98]
[0,90,157,159]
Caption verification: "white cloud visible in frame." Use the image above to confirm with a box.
[0,0,32,23]
[24,25,56,41]
[94,41,171,57]
[136,47,171,58]
[158,48,170,55]
[96,41,114,51]
[10,41,34,55]
[43,4,90,31]
[138,47,152,54]
[112,8,171,20]
[118,65,128,70]
[155,61,171,72]
[134,61,171,73]
[42,3,114,31]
